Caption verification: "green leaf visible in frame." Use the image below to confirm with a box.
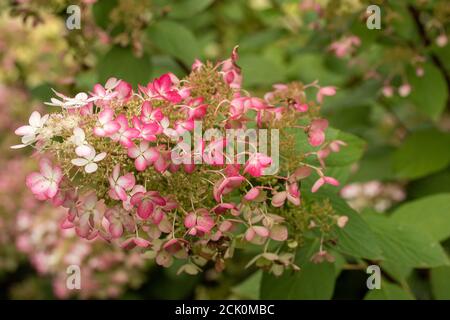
[349,14,380,47]
[331,250,347,278]
[390,194,450,242]
[150,55,185,79]
[364,213,449,268]
[97,46,151,86]
[239,55,285,87]
[260,262,335,299]
[393,128,450,180]
[323,165,353,188]
[30,83,53,102]
[332,202,383,260]
[364,281,414,300]
[231,271,262,299]
[323,129,366,167]
[408,168,450,199]
[287,127,365,168]
[167,0,214,19]
[430,266,450,299]
[287,54,345,86]
[323,80,380,111]
[381,261,413,283]
[260,241,335,299]
[392,3,418,40]
[349,146,395,182]
[92,0,118,29]
[433,42,450,71]
[147,21,200,67]
[261,262,335,300]
[324,105,372,133]
[408,63,448,121]
[310,191,383,260]
[75,70,98,92]
[240,29,283,50]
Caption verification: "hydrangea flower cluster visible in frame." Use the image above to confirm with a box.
[13,48,347,275]
[341,180,406,213]
[15,208,146,299]
[0,154,146,299]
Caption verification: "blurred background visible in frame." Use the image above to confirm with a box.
[0,0,449,299]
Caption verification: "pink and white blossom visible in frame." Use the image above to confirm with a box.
[70,127,93,157]
[243,153,272,177]
[130,191,166,221]
[311,176,340,193]
[184,209,215,236]
[316,86,336,103]
[132,116,158,142]
[71,146,107,173]
[12,111,49,149]
[127,141,159,171]
[308,119,328,147]
[139,73,184,103]
[108,164,136,201]
[45,90,95,109]
[111,114,139,147]
[93,108,120,137]
[26,158,63,200]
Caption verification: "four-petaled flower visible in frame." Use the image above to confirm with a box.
[140,101,164,127]
[70,127,93,157]
[244,153,272,177]
[71,146,107,173]
[213,175,245,202]
[26,158,63,200]
[271,182,301,207]
[185,97,208,120]
[131,191,166,221]
[111,114,139,147]
[12,111,49,149]
[184,209,215,236]
[75,191,105,240]
[104,206,135,239]
[93,107,120,137]
[308,119,328,147]
[139,73,184,103]
[132,116,158,142]
[127,141,159,171]
[108,164,136,201]
[91,78,121,103]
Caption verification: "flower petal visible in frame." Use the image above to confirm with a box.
[94,152,107,162]
[118,173,135,190]
[137,200,154,219]
[15,125,34,136]
[311,177,325,193]
[85,162,98,173]
[39,158,53,179]
[29,111,41,127]
[75,145,93,157]
[135,156,148,171]
[71,158,89,166]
